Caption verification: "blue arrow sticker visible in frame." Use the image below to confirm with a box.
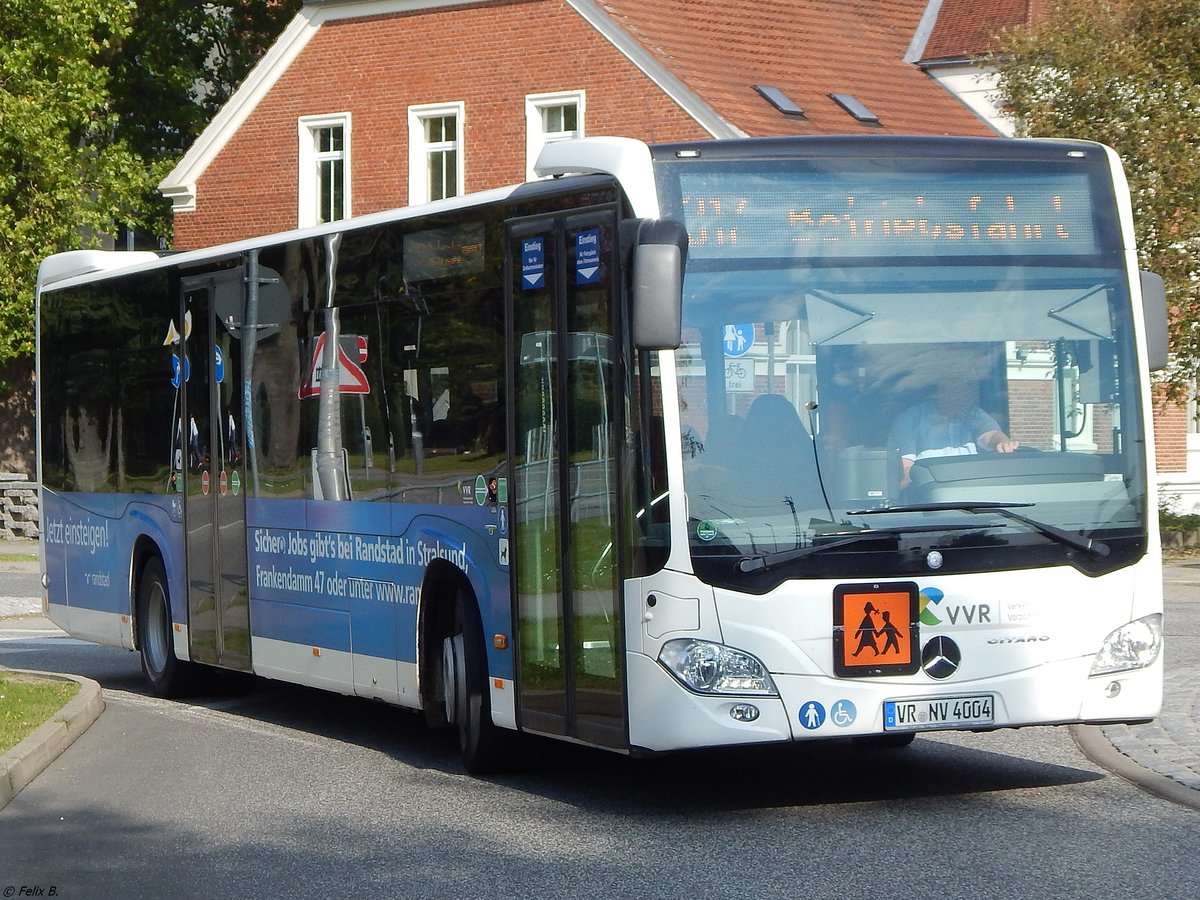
[171,355,191,387]
[522,237,545,291]
[575,228,601,284]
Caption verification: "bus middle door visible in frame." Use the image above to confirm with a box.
[507,210,627,749]
[181,269,251,672]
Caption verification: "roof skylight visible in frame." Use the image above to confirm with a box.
[829,93,880,125]
[754,85,805,118]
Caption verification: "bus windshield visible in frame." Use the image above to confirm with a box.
[656,149,1148,586]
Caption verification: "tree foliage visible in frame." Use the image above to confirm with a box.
[107,1,302,236]
[0,0,144,363]
[0,0,300,372]
[990,0,1200,397]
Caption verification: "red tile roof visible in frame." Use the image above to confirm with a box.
[595,0,994,136]
[920,0,1046,61]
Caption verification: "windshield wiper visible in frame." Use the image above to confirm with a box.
[848,501,1110,558]
[737,522,990,573]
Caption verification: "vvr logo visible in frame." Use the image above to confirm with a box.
[919,587,992,627]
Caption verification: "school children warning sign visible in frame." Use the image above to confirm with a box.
[832,582,920,677]
[299,333,370,398]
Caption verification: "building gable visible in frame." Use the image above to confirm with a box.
[162,0,1010,249]
[159,0,736,217]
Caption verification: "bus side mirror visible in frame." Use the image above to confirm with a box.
[1140,270,1168,372]
[630,219,687,350]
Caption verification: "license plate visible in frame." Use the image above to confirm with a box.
[883,694,995,731]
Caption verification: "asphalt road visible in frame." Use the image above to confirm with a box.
[0,569,39,618]
[1,625,1199,899]
[2,538,1198,898]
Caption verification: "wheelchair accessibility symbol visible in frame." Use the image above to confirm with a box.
[830,699,857,728]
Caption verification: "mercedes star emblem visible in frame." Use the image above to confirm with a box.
[921,635,961,679]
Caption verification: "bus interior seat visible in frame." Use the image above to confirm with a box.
[733,393,823,515]
[703,412,742,464]
[684,412,743,499]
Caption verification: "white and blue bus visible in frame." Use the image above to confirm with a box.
[37,136,1166,772]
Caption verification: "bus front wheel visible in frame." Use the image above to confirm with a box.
[445,583,512,774]
[137,557,191,698]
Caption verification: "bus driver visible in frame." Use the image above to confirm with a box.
[888,363,1019,488]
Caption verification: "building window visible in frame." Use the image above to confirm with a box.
[526,91,584,180]
[408,103,465,204]
[298,113,351,227]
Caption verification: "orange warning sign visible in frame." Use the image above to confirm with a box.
[833,582,920,677]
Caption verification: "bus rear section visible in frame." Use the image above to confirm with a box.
[35,170,678,772]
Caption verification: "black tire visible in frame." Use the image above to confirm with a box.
[137,557,192,697]
[449,583,513,774]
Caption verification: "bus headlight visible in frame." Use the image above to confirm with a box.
[658,639,778,696]
[1090,614,1163,676]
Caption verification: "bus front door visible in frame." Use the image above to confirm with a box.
[507,212,627,749]
[181,270,251,671]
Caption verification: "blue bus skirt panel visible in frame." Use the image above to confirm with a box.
[41,490,186,651]
[246,498,513,681]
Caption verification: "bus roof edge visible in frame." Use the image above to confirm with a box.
[38,250,162,290]
[534,137,660,218]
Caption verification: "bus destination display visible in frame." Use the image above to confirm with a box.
[678,170,1099,259]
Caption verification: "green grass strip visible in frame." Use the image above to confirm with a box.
[0,673,80,754]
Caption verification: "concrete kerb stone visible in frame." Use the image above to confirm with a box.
[0,669,105,811]
[1072,723,1200,812]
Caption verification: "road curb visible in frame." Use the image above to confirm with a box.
[1070,723,1200,812]
[0,668,105,811]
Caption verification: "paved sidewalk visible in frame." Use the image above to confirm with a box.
[0,538,106,810]
[0,669,104,810]
[0,537,40,617]
[1085,561,1200,808]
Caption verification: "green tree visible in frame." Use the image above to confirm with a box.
[107,1,302,239]
[0,0,147,366]
[0,0,301,374]
[990,0,1200,397]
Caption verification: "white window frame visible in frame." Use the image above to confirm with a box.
[525,91,585,181]
[297,113,352,227]
[408,102,465,205]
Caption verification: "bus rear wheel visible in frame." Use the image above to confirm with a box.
[137,557,191,698]
[444,583,513,774]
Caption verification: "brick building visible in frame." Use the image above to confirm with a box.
[158,0,1194,499]
[159,0,997,249]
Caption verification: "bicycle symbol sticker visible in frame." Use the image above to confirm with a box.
[724,358,753,393]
